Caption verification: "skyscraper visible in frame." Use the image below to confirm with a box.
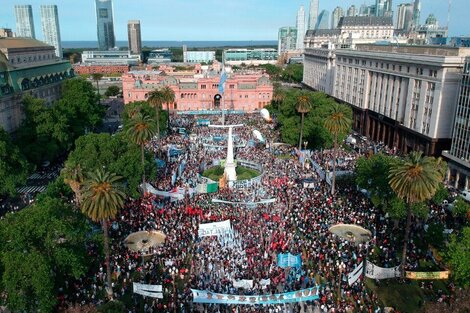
[347,5,357,17]
[14,5,35,38]
[316,10,330,30]
[308,0,319,30]
[375,0,386,17]
[296,6,305,50]
[278,27,297,53]
[40,5,62,58]
[412,0,421,29]
[95,0,115,51]
[332,7,345,29]
[128,20,142,54]
[396,3,414,31]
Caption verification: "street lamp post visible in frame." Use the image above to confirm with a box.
[169,266,178,313]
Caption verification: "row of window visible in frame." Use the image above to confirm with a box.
[10,53,55,65]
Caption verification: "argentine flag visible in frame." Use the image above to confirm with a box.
[218,70,227,94]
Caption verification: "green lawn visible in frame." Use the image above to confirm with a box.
[202,166,260,181]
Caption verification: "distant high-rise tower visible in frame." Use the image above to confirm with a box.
[384,0,393,18]
[332,7,345,29]
[14,5,35,38]
[40,5,62,58]
[359,4,369,16]
[95,0,115,50]
[396,3,414,31]
[296,6,306,50]
[127,20,141,54]
[347,5,357,17]
[308,0,319,30]
[316,10,330,30]
[376,0,386,17]
[278,27,297,53]
[412,0,421,29]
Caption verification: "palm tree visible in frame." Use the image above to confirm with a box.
[160,86,175,130]
[91,73,103,99]
[324,103,352,195]
[388,152,446,277]
[126,113,157,193]
[296,95,311,150]
[147,90,164,139]
[61,162,84,205]
[272,85,285,110]
[81,169,126,300]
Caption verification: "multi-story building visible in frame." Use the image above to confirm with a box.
[308,0,319,30]
[81,50,140,66]
[40,5,62,58]
[316,10,330,30]
[303,46,336,94]
[95,0,115,51]
[278,27,297,53]
[14,5,35,39]
[147,49,173,64]
[303,44,470,155]
[442,58,470,190]
[396,3,414,32]
[122,66,273,112]
[332,7,345,29]
[72,64,129,75]
[128,20,142,55]
[296,6,306,50]
[411,0,421,30]
[411,15,448,45]
[305,16,396,49]
[0,38,74,132]
[183,51,216,64]
[223,49,278,66]
[347,5,357,17]
[0,29,13,38]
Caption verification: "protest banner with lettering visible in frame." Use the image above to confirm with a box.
[365,261,400,279]
[191,286,319,305]
[232,279,253,289]
[133,283,163,298]
[198,220,232,237]
[277,253,302,268]
[405,271,449,280]
[212,198,276,206]
[348,261,364,285]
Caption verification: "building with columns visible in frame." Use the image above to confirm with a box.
[303,44,470,156]
[122,65,273,112]
[442,57,470,190]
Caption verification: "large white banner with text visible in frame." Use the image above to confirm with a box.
[198,220,232,237]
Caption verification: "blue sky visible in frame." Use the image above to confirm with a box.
[1,0,468,41]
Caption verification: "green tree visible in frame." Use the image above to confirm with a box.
[388,152,446,277]
[148,90,165,138]
[125,113,157,192]
[65,133,155,198]
[452,196,470,217]
[61,162,84,204]
[281,64,303,83]
[296,94,311,150]
[160,86,175,130]
[432,184,450,205]
[0,128,30,196]
[104,85,120,97]
[81,169,126,300]
[324,103,352,195]
[447,227,470,287]
[355,153,398,207]
[97,300,126,313]
[0,194,90,312]
[91,73,104,98]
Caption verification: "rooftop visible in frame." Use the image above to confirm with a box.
[338,16,393,27]
[355,44,470,57]
[305,29,341,37]
[0,37,52,49]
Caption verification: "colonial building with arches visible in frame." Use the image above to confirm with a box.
[0,38,73,132]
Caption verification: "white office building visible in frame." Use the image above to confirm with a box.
[296,6,306,50]
[183,51,216,63]
[40,5,62,58]
[81,50,140,65]
[14,5,35,39]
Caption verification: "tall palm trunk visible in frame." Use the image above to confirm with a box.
[331,135,338,195]
[141,144,146,194]
[102,219,113,300]
[298,112,305,150]
[156,107,160,139]
[401,205,412,277]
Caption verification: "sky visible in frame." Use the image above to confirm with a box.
[0,0,468,41]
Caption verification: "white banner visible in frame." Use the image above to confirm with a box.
[260,278,271,288]
[233,279,253,289]
[198,220,232,237]
[133,283,163,298]
[365,261,400,279]
[211,198,276,206]
[347,261,364,285]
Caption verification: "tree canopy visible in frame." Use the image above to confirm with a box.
[447,227,470,287]
[64,132,156,198]
[0,185,91,312]
[0,128,30,196]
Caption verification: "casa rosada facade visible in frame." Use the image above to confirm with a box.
[122,70,273,112]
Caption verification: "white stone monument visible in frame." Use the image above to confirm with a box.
[209,124,243,182]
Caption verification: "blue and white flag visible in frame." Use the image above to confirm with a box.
[218,70,227,94]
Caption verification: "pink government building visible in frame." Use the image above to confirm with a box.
[122,63,273,112]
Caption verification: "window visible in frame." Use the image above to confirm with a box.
[201,85,206,89]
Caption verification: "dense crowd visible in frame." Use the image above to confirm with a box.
[50,113,455,312]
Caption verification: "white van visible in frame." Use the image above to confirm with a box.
[460,190,470,202]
